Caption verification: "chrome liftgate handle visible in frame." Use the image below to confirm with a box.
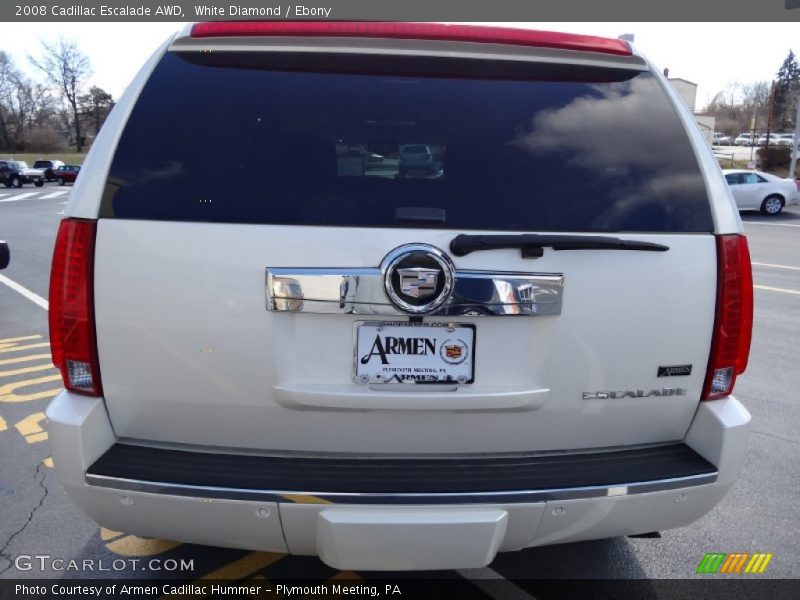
[266,268,564,317]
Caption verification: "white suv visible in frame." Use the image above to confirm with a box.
[46,22,753,571]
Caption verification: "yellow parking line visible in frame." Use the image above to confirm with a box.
[0,375,63,403]
[0,353,52,366]
[14,412,48,444]
[754,284,800,296]
[282,494,331,504]
[0,342,51,354]
[99,527,182,556]
[0,363,56,378]
[106,535,182,557]
[0,415,6,431]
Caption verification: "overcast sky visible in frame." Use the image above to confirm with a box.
[1,22,796,109]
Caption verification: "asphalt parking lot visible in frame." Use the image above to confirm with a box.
[0,182,798,592]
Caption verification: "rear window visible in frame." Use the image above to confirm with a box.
[104,51,713,232]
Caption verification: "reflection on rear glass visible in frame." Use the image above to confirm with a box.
[336,142,444,179]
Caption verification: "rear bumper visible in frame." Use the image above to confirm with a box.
[46,392,750,570]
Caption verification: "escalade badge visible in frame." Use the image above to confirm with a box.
[381,244,455,314]
[398,268,439,299]
[583,388,687,400]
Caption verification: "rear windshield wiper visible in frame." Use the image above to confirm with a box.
[450,234,669,258]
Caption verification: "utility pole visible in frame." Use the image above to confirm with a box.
[789,96,800,181]
[765,81,776,146]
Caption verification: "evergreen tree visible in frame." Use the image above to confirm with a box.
[774,50,800,131]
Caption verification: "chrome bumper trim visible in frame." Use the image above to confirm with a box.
[85,472,717,505]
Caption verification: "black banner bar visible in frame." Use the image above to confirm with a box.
[3,579,800,600]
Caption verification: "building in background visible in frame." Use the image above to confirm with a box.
[668,74,715,146]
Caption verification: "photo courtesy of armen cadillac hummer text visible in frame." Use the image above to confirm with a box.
[45,22,753,571]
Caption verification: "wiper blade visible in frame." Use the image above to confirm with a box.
[450,234,669,258]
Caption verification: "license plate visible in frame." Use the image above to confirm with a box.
[354,321,475,385]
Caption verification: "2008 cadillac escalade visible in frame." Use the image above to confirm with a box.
[46,22,753,571]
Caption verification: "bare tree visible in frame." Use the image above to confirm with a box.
[740,81,771,120]
[29,38,91,152]
[703,81,771,135]
[0,50,53,151]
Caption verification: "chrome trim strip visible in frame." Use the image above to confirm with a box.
[266,267,564,317]
[85,472,717,505]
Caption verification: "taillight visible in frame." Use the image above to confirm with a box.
[189,22,633,57]
[49,218,102,396]
[702,234,753,400]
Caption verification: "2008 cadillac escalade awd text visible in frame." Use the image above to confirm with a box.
[46,22,753,571]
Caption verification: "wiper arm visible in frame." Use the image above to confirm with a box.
[450,234,669,258]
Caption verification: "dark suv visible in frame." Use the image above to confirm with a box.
[34,159,65,182]
[0,160,44,188]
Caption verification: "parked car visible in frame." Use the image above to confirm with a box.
[46,22,753,572]
[0,160,44,188]
[712,132,732,146]
[0,241,8,270]
[56,164,81,185]
[774,133,796,148]
[733,133,761,146]
[33,159,65,182]
[398,143,434,176]
[756,134,782,146]
[723,169,800,215]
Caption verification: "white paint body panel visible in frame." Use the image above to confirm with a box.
[69,35,728,454]
[94,221,716,453]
